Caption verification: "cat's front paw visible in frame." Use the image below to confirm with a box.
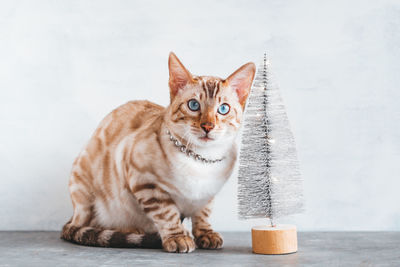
[162,235,196,253]
[195,231,223,249]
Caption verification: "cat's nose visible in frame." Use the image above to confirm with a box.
[200,122,215,133]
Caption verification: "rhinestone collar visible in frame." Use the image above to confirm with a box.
[166,129,224,164]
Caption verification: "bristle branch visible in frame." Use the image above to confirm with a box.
[238,53,304,221]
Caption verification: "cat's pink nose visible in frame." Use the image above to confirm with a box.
[201,122,214,133]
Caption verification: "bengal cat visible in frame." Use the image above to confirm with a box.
[61,52,255,253]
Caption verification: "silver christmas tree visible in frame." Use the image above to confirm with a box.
[238,54,303,225]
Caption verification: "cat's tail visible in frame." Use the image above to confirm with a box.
[60,221,162,248]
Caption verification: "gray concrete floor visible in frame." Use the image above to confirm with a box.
[0,232,399,266]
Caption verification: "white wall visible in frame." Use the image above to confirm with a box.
[1,0,399,231]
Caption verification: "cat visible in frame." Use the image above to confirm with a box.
[61,52,255,253]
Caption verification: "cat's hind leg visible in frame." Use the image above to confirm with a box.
[61,173,161,248]
[60,172,103,246]
[61,171,94,243]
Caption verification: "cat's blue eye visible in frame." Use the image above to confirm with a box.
[187,99,200,111]
[218,103,230,115]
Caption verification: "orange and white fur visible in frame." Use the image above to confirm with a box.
[61,52,255,253]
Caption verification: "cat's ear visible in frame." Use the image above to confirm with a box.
[168,52,193,99]
[225,62,256,108]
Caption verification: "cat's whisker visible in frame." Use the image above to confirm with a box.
[188,135,194,149]
[186,132,194,149]
[181,129,191,145]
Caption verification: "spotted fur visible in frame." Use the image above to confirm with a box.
[61,52,255,253]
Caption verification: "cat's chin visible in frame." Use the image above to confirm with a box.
[199,136,214,142]
[189,136,218,147]
[195,134,233,148]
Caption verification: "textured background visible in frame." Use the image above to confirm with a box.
[0,0,399,231]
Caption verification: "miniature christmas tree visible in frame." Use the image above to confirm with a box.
[238,53,303,254]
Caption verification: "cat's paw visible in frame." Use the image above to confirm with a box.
[195,231,223,249]
[162,235,196,253]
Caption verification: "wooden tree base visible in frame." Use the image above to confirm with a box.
[251,224,298,255]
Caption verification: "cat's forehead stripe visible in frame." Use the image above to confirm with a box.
[198,77,223,99]
[214,80,220,98]
[200,79,208,98]
[206,80,215,98]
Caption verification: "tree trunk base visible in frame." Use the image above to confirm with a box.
[251,224,298,255]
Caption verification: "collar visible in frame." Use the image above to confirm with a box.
[166,129,224,164]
